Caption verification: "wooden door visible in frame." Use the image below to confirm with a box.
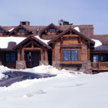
[25,51,41,68]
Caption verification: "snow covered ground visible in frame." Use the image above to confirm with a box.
[0,65,108,108]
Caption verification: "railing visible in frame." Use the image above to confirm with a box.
[91,62,108,70]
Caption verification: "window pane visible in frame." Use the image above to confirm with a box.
[11,53,16,62]
[64,50,71,61]
[49,28,56,33]
[5,53,10,62]
[92,55,99,62]
[18,29,25,33]
[71,50,78,61]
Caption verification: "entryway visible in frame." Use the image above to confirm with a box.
[25,51,41,68]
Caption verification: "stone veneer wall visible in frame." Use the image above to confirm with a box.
[16,61,26,69]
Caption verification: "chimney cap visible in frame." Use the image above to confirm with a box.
[20,21,30,26]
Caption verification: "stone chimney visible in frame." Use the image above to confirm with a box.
[20,21,30,26]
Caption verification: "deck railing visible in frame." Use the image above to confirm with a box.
[91,62,108,70]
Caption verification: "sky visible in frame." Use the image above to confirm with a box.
[0,0,108,34]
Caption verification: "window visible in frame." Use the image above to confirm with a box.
[0,29,3,34]
[101,54,108,62]
[11,53,16,62]
[64,50,78,61]
[49,28,56,33]
[5,53,10,62]
[18,29,25,33]
[5,52,16,62]
[92,54,99,62]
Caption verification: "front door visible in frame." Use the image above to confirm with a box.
[25,51,41,68]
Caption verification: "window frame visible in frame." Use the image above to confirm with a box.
[5,52,17,63]
[61,48,80,62]
[49,28,56,33]
[18,28,25,33]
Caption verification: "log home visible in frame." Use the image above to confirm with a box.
[0,21,107,73]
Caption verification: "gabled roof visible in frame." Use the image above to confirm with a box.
[9,24,32,35]
[14,36,51,50]
[48,26,95,45]
[39,23,62,35]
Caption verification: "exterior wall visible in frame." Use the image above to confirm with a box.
[51,34,92,73]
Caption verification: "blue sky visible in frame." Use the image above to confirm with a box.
[0,0,108,34]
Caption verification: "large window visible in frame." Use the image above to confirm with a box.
[5,52,16,62]
[64,50,78,61]
[18,29,25,33]
[49,28,56,33]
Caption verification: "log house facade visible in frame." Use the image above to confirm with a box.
[0,21,108,73]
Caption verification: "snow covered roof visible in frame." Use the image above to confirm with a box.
[35,35,50,45]
[92,39,102,47]
[0,36,26,49]
[74,27,80,32]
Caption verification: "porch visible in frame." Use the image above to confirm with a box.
[91,62,108,71]
[91,51,108,71]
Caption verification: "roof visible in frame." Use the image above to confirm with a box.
[0,36,26,49]
[2,24,94,37]
[14,36,51,50]
[94,45,108,51]
[48,26,95,45]
[92,34,108,45]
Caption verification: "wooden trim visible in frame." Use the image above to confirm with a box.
[60,61,82,64]
[60,44,82,48]
[23,48,41,51]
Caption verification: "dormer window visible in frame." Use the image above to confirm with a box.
[18,29,25,33]
[0,29,3,34]
[49,28,56,33]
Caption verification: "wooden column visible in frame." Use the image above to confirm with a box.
[41,49,44,64]
[22,48,25,61]
[17,49,21,61]
[45,50,48,63]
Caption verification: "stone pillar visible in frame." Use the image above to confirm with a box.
[16,60,26,69]
[80,61,92,74]
[52,61,61,69]
[0,61,2,65]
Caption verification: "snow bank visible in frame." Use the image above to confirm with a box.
[74,27,80,32]
[0,72,108,108]
[0,36,26,48]
[35,35,50,45]
[0,65,10,79]
[92,39,102,47]
[20,65,76,75]
[0,64,76,80]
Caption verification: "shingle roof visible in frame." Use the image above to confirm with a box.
[2,24,94,37]
[94,45,108,51]
[92,34,108,45]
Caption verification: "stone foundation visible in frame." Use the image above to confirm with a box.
[16,61,26,69]
[80,61,92,74]
[52,61,61,69]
